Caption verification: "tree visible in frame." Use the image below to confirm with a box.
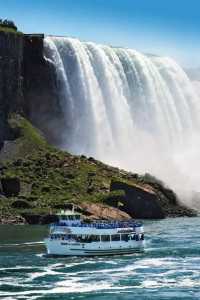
[0,19,17,31]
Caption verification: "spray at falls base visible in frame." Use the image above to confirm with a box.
[44,36,200,208]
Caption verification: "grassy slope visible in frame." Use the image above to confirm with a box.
[0,114,141,219]
[0,114,196,221]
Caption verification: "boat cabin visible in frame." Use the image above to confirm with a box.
[57,209,82,226]
[50,232,144,242]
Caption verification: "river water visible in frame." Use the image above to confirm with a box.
[0,217,200,299]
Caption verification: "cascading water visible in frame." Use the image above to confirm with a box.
[44,36,200,204]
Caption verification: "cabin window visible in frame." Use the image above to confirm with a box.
[53,234,58,239]
[77,235,91,243]
[90,235,100,242]
[101,235,110,242]
[64,234,70,239]
[121,234,129,242]
[83,235,90,243]
[66,235,100,243]
[76,235,85,243]
[111,234,120,241]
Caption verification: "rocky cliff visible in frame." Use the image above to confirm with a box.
[0,31,61,147]
[23,34,65,145]
[0,31,23,147]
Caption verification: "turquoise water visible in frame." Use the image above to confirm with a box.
[0,217,200,299]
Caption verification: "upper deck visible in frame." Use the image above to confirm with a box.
[50,209,143,235]
[53,220,142,229]
[50,220,143,235]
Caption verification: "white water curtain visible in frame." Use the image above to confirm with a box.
[44,36,200,204]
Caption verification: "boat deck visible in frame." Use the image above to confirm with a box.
[52,220,142,229]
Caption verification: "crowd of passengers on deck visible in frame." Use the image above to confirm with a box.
[50,233,144,242]
[55,221,142,229]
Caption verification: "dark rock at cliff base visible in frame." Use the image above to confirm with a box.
[110,180,165,219]
[1,177,20,197]
[141,173,177,205]
[22,213,59,225]
[110,180,196,219]
[103,190,126,207]
[40,214,59,224]
[11,199,31,209]
[21,214,41,224]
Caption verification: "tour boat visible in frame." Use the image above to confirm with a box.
[44,209,145,256]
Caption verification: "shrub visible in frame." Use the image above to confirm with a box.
[0,19,17,31]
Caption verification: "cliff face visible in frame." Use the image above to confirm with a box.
[0,32,62,147]
[23,35,65,146]
[0,32,23,147]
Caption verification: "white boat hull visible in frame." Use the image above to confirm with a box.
[45,238,145,256]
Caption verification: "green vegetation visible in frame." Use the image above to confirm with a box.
[0,19,17,30]
[0,114,194,222]
[0,26,17,34]
[0,114,139,220]
[0,19,22,34]
[8,114,52,157]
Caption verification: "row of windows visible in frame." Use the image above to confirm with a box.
[60,215,80,220]
[50,233,144,242]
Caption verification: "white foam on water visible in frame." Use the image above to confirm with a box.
[0,279,131,298]
[51,281,130,294]
[134,257,177,268]
[141,277,200,289]
[0,241,44,248]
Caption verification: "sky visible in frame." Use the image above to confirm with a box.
[0,0,200,68]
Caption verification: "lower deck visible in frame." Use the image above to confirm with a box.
[45,236,145,256]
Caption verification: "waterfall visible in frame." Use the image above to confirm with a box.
[44,36,200,202]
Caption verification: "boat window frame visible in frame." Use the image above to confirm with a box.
[111,234,120,241]
[120,234,129,242]
[100,235,111,242]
